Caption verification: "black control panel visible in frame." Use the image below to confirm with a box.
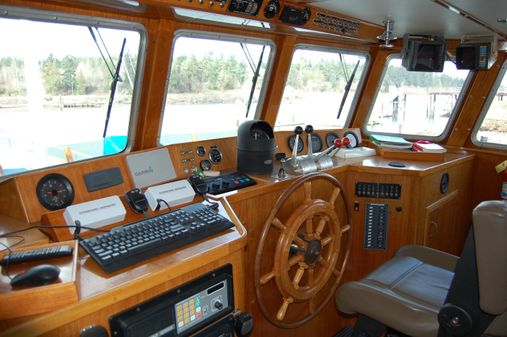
[355,182,401,199]
[364,203,388,250]
[109,265,234,337]
[190,172,256,195]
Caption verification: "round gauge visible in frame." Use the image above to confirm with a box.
[196,146,206,157]
[209,148,223,164]
[36,173,74,211]
[200,159,212,171]
[288,135,304,153]
[325,132,340,148]
[310,133,323,152]
[343,131,359,148]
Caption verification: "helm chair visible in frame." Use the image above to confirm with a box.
[336,200,507,337]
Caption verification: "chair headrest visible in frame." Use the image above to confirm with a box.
[473,200,507,315]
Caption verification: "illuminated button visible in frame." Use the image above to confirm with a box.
[178,322,184,328]
[196,307,201,313]
[191,315,196,321]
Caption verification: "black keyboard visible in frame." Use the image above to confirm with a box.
[0,246,73,265]
[79,203,235,273]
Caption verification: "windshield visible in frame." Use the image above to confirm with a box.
[275,46,368,131]
[159,33,273,145]
[0,10,143,176]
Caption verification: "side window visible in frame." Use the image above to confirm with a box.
[472,60,507,148]
[275,46,368,131]
[160,33,273,145]
[366,57,470,138]
[0,8,144,176]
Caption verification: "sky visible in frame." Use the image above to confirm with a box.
[0,18,140,59]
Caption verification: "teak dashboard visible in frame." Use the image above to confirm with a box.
[0,129,475,337]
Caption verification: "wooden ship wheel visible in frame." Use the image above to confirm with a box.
[254,172,351,328]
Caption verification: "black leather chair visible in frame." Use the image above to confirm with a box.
[335,200,507,337]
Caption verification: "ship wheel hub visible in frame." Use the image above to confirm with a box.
[304,239,322,266]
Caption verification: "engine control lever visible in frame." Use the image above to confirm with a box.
[314,138,341,161]
[305,124,314,156]
[291,126,303,169]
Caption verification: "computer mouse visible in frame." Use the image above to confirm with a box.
[10,264,61,287]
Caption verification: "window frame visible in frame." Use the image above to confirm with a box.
[159,29,276,145]
[0,4,147,158]
[471,58,507,150]
[275,43,370,130]
[363,53,472,141]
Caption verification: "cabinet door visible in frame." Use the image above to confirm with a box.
[423,190,461,254]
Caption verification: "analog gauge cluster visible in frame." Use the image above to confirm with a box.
[193,145,223,172]
[36,173,75,210]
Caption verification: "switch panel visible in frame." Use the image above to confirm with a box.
[355,182,401,199]
[364,203,388,250]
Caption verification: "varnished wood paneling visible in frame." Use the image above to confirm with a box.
[344,171,414,280]
[0,180,27,222]
[413,158,474,255]
[14,156,134,224]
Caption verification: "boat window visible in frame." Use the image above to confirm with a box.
[0,7,144,177]
[160,32,273,145]
[275,46,369,131]
[365,56,470,139]
[472,60,507,149]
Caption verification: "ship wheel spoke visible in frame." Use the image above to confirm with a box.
[318,256,329,267]
[277,297,294,321]
[293,236,308,249]
[292,266,305,289]
[333,268,342,278]
[308,267,315,287]
[305,218,313,236]
[321,235,333,247]
[304,182,312,203]
[314,216,327,238]
[309,296,316,314]
[261,256,303,286]
[329,186,341,209]
[272,217,287,232]
[341,224,351,233]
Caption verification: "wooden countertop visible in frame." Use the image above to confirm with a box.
[0,199,247,336]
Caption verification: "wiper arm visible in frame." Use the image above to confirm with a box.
[103,38,126,138]
[88,27,115,79]
[337,59,360,119]
[245,45,266,118]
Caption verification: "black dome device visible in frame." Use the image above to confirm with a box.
[237,120,275,174]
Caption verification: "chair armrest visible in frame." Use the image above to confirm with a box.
[395,245,458,272]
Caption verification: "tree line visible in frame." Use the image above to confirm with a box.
[0,54,468,98]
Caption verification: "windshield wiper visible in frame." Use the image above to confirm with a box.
[337,59,360,119]
[103,38,126,138]
[245,45,266,118]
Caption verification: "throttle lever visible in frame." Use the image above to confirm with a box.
[305,125,314,156]
[291,126,303,169]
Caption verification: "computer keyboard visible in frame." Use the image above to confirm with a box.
[79,203,235,273]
